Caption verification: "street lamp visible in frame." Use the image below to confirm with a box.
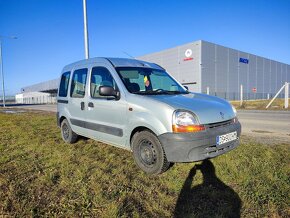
[0,35,17,107]
[83,0,89,59]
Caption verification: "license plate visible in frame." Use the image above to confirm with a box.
[216,131,237,146]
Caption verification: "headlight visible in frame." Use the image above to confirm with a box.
[174,111,199,125]
[172,110,205,133]
[232,105,237,116]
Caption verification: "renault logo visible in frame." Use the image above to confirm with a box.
[220,112,225,119]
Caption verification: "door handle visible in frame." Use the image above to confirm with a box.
[80,102,85,110]
[88,102,94,108]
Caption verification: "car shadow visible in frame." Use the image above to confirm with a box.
[174,159,241,218]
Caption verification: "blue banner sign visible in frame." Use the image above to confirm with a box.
[239,58,249,64]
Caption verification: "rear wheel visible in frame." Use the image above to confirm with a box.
[61,119,78,143]
[131,130,170,175]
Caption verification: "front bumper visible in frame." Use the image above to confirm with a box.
[158,121,241,162]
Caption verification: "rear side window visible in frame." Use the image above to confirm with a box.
[59,71,70,97]
[70,68,88,98]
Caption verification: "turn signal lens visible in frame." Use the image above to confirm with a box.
[172,124,205,133]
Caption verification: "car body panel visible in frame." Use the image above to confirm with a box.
[57,57,241,162]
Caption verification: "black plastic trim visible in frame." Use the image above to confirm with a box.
[56,112,60,127]
[57,100,68,104]
[70,118,123,137]
[182,82,197,85]
[104,58,116,68]
[159,121,241,162]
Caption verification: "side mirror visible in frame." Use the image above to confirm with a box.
[99,86,119,99]
[184,86,189,91]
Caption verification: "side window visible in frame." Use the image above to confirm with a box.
[90,67,117,98]
[59,71,70,97]
[70,68,88,98]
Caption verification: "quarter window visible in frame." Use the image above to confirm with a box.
[90,67,117,98]
[70,68,88,98]
[59,71,70,97]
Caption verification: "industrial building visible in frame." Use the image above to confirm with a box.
[15,79,59,104]
[139,40,290,100]
[16,40,290,103]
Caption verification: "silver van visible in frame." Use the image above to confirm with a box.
[57,58,241,174]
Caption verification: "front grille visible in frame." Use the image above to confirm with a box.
[205,119,234,129]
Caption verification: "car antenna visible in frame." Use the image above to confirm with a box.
[122,51,136,59]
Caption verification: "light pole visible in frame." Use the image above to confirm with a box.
[0,35,17,107]
[83,0,89,59]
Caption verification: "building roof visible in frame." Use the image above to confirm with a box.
[21,78,59,93]
[21,57,163,93]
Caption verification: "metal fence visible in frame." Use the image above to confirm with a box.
[201,91,279,101]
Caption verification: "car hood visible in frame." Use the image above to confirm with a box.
[146,93,235,124]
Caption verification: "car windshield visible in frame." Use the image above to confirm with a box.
[116,67,189,95]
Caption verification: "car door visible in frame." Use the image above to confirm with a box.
[68,67,89,136]
[86,63,128,147]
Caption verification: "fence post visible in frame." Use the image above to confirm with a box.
[266,84,286,109]
[240,84,243,106]
[285,82,289,109]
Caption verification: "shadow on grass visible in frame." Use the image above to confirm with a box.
[174,160,241,218]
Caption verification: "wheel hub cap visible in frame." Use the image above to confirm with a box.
[140,140,156,165]
[62,124,69,140]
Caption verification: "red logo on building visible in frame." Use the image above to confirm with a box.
[183,57,193,61]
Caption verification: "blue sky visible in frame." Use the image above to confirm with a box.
[0,0,289,95]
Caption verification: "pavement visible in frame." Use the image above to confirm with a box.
[3,104,290,144]
[237,110,290,144]
[2,104,57,113]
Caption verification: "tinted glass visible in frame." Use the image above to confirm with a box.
[90,67,117,98]
[70,68,88,98]
[59,71,70,97]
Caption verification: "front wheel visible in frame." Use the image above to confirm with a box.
[61,119,78,143]
[131,130,170,175]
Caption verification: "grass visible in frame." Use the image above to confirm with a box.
[231,99,290,110]
[0,110,289,217]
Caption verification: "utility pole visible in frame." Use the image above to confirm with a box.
[83,0,90,59]
[0,35,17,107]
[0,40,5,107]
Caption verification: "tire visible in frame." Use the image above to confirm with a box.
[61,119,78,143]
[131,130,170,175]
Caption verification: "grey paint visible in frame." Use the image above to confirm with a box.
[57,57,239,163]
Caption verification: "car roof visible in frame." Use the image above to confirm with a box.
[62,57,164,72]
